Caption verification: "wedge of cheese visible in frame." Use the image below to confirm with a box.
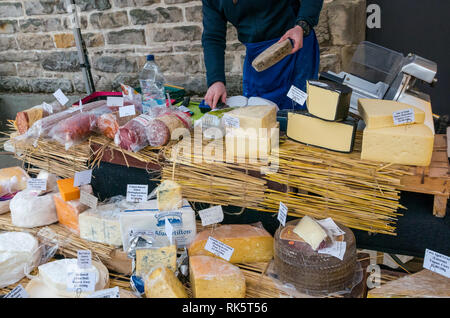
[157,180,182,211]
[306,80,352,121]
[287,112,357,153]
[361,124,434,166]
[54,185,92,233]
[223,105,277,129]
[56,178,80,201]
[144,267,187,298]
[188,224,273,264]
[136,244,177,277]
[190,255,246,298]
[293,216,328,251]
[79,203,122,246]
[358,99,426,129]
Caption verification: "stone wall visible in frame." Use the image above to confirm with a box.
[0,0,366,96]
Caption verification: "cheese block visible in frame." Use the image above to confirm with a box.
[188,224,274,264]
[54,185,92,233]
[361,124,434,166]
[293,216,328,251]
[287,112,357,153]
[223,105,277,129]
[79,203,122,246]
[56,178,80,201]
[190,255,246,298]
[144,267,188,298]
[358,99,426,129]
[398,94,435,134]
[0,166,29,197]
[36,170,59,193]
[306,80,352,121]
[136,244,177,277]
[252,39,293,72]
[157,180,182,211]
[10,190,58,228]
[0,232,40,288]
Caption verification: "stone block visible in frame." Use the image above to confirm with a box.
[0,20,18,34]
[54,34,75,48]
[106,29,146,45]
[327,0,366,46]
[0,36,17,50]
[90,11,129,29]
[92,55,138,73]
[0,3,23,18]
[185,5,202,22]
[113,0,160,8]
[19,18,62,33]
[0,63,17,76]
[17,34,55,50]
[16,62,42,77]
[24,0,65,16]
[130,7,183,25]
[149,25,202,42]
[0,76,30,92]
[29,78,73,93]
[156,54,202,75]
[42,51,80,72]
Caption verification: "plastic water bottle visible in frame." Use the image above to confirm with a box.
[139,54,166,113]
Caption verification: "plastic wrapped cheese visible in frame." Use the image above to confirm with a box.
[144,267,188,298]
[54,185,92,233]
[10,190,58,228]
[0,166,30,197]
[79,203,122,246]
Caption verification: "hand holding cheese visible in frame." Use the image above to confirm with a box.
[293,216,328,251]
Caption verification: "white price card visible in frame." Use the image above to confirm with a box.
[287,85,308,105]
[126,184,148,203]
[27,178,47,191]
[199,205,224,226]
[53,89,69,106]
[223,114,240,128]
[74,169,92,187]
[66,271,96,293]
[88,287,120,298]
[77,250,92,269]
[80,190,98,209]
[119,105,136,117]
[204,236,234,261]
[107,96,124,107]
[278,202,288,226]
[165,217,174,244]
[318,241,347,260]
[423,249,450,278]
[317,218,345,237]
[4,284,29,298]
[393,108,415,125]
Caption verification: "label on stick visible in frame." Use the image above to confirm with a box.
[278,202,288,226]
[80,191,98,209]
[4,285,29,298]
[199,205,224,226]
[53,89,69,106]
[287,85,308,105]
[126,184,148,203]
[27,178,47,191]
[393,108,415,125]
[119,105,136,117]
[88,287,120,298]
[77,250,92,269]
[204,236,234,261]
[74,169,92,187]
[423,249,450,278]
[107,96,124,107]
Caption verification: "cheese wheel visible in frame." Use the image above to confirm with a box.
[10,190,58,228]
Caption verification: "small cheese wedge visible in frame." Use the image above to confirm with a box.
[135,244,177,277]
[157,180,182,211]
[54,185,92,233]
[56,178,80,201]
[188,224,273,264]
[190,255,246,298]
[293,216,328,251]
[358,99,426,129]
[144,267,188,298]
[224,105,277,129]
[361,124,434,166]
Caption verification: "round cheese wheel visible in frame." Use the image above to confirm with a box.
[10,190,58,228]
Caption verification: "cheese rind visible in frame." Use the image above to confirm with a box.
[358,99,426,129]
[293,216,328,251]
[56,178,80,201]
[190,255,246,298]
[144,267,188,298]
[136,244,177,277]
[306,80,352,121]
[287,112,357,153]
[157,180,182,211]
[224,105,277,129]
[188,224,274,264]
[361,124,434,166]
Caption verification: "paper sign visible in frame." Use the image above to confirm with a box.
[126,184,148,203]
[278,202,288,226]
[88,287,120,298]
[165,217,174,244]
[317,218,345,237]
[77,250,92,269]
[27,178,47,191]
[80,191,98,209]
[287,85,308,105]
[393,108,415,125]
[107,96,124,107]
[66,271,96,293]
[318,241,347,260]
[204,236,234,261]
[119,105,136,117]
[4,285,29,298]
[178,106,191,113]
[423,249,450,278]
[223,114,240,128]
[199,205,224,226]
[74,169,92,187]
[53,89,69,106]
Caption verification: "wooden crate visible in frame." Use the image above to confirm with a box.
[398,134,450,217]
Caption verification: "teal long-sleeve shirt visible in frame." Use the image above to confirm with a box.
[202,0,324,87]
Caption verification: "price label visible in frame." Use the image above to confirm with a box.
[278,202,288,226]
[107,96,124,107]
[74,169,92,187]
[165,217,174,244]
[80,191,98,209]
[204,236,234,261]
[318,241,347,260]
[66,271,96,293]
[287,85,308,105]
[317,218,345,237]
[53,89,69,106]
[77,250,92,269]
[27,178,47,191]
[126,184,148,203]
[423,249,450,278]
[88,287,120,298]
[199,205,224,226]
[119,105,136,117]
[4,285,29,298]
[223,114,240,128]
[393,108,415,125]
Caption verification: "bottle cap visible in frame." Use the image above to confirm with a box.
[146,55,155,61]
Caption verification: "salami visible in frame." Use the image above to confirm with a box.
[146,110,192,147]
[15,101,66,135]
[98,112,138,139]
[115,114,153,152]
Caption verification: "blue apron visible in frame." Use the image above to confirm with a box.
[242,30,320,110]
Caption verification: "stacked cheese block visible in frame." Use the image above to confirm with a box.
[359,99,435,166]
[287,80,357,153]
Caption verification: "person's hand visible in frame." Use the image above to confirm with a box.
[205,81,227,109]
[279,25,304,54]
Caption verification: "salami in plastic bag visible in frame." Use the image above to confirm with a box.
[115,114,154,152]
[15,101,67,135]
[98,112,138,140]
[146,109,192,147]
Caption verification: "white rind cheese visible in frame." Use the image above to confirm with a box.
[293,216,328,251]
[10,190,58,228]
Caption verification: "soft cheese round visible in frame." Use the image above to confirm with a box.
[10,190,58,228]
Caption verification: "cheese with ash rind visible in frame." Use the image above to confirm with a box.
[224,105,277,129]
[79,203,122,246]
[10,190,58,228]
[157,180,182,211]
[293,216,328,251]
[190,255,246,298]
[144,267,188,298]
[0,232,40,288]
[136,244,177,277]
[188,224,274,264]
